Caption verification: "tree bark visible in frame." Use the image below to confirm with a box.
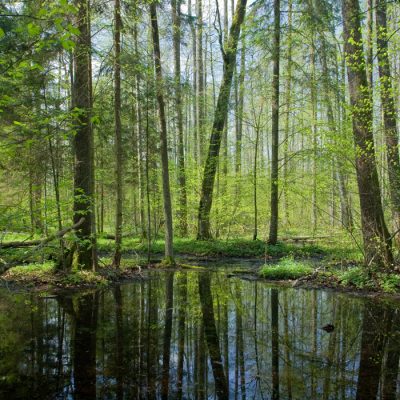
[197,0,247,239]
[150,1,174,263]
[112,0,123,268]
[268,0,280,244]
[282,0,292,226]
[172,0,188,237]
[196,0,205,165]
[71,0,96,270]
[342,0,393,268]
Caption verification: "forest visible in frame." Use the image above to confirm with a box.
[0,0,400,271]
[0,0,400,398]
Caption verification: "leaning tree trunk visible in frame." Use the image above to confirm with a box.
[342,0,393,269]
[197,0,247,240]
[71,0,96,270]
[150,1,175,263]
[376,0,400,243]
[172,0,188,237]
[112,0,123,268]
[268,0,280,245]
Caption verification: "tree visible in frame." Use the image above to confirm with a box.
[71,0,96,270]
[197,0,247,240]
[342,0,393,268]
[150,1,174,263]
[112,0,123,267]
[171,0,188,237]
[268,0,281,245]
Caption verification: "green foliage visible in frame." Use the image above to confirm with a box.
[5,261,55,278]
[60,271,108,287]
[338,267,400,293]
[338,267,373,289]
[259,257,314,280]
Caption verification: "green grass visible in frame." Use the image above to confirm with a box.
[5,261,56,278]
[259,257,314,280]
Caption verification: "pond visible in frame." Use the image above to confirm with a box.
[0,269,399,399]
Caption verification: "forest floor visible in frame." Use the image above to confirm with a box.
[1,235,400,296]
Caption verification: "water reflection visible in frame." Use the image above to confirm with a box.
[0,270,399,399]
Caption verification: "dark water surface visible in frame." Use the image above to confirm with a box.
[0,269,399,400]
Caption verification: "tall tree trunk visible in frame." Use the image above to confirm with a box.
[268,0,280,244]
[376,0,400,242]
[172,0,188,237]
[282,0,292,226]
[235,39,245,191]
[189,0,198,163]
[71,0,96,270]
[366,0,374,89]
[197,0,205,165]
[342,0,393,268]
[113,0,123,268]
[310,38,318,234]
[197,0,247,239]
[150,2,175,263]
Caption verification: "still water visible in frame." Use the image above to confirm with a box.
[0,270,399,400]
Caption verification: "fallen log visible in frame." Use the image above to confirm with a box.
[0,218,85,249]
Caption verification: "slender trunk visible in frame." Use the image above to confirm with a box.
[150,2,174,263]
[197,0,205,165]
[282,0,292,226]
[113,0,123,267]
[197,0,247,239]
[253,127,260,240]
[172,0,188,237]
[235,39,245,189]
[366,0,373,89]
[189,0,198,163]
[310,38,318,234]
[342,0,393,268]
[268,0,280,244]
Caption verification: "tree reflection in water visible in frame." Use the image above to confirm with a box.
[0,270,399,399]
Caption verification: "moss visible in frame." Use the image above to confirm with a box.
[259,257,314,280]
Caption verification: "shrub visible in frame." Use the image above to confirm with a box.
[338,267,373,289]
[259,257,313,280]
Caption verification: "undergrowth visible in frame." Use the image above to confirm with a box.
[259,257,314,280]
